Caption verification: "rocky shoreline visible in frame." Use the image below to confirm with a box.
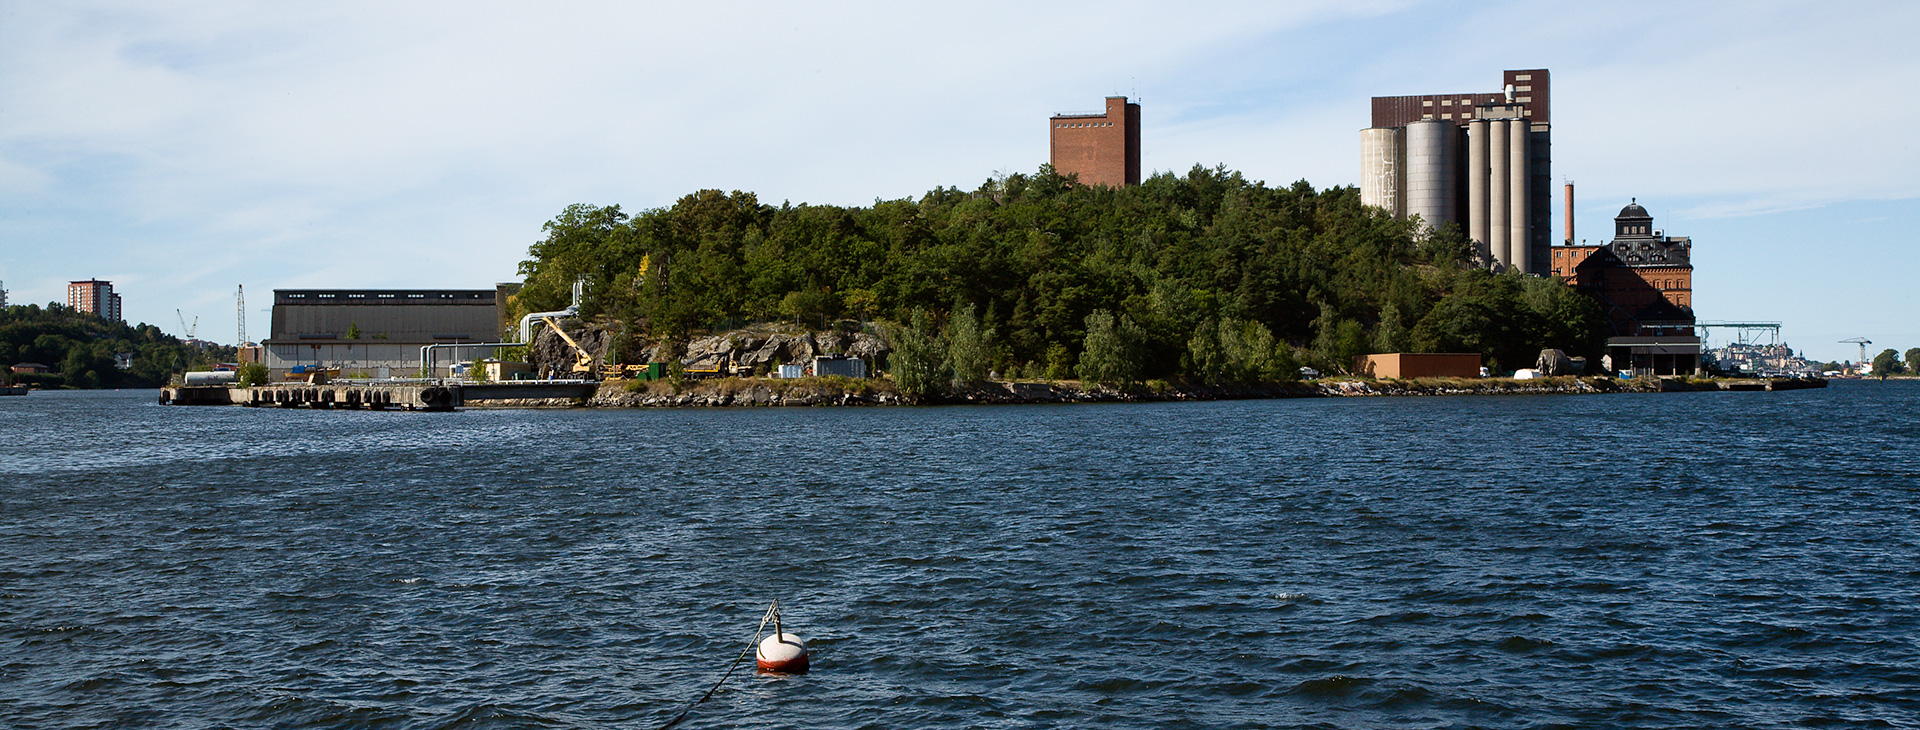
[570,375,1823,408]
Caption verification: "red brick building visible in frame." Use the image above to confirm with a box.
[1550,201,1698,376]
[68,279,122,322]
[1049,96,1140,187]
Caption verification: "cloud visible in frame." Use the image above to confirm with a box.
[0,0,1915,344]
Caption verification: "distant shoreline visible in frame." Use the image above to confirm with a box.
[576,375,1827,408]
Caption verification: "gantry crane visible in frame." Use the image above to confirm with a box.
[1840,337,1872,364]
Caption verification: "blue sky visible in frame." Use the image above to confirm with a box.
[2,1,1915,362]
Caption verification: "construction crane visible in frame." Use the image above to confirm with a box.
[236,285,247,346]
[176,310,198,341]
[1840,337,1872,364]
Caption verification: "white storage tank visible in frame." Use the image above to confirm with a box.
[183,371,239,386]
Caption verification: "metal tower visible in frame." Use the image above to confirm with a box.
[237,285,247,346]
[1840,337,1872,364]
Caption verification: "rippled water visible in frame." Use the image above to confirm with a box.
[4,383,1919,729]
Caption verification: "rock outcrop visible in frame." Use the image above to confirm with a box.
[526,321,892,377]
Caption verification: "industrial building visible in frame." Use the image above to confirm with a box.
[1361,69,1552,274]
[68,279,122,321]
[1550,200,1699,376]
[1353,353,1483,379]
[260,286,518,378]
[1050,96,1140,187]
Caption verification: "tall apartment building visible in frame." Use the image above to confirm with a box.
[1360,69,1551,274]
[68,279,123,321]
[1049,96,1140,187]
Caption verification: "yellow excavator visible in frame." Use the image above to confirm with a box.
[540,315,598,376]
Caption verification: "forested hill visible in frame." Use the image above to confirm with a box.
[1,304,230,388]
[511,165,1606,382]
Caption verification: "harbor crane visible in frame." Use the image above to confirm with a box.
[176,310,198,341]
[1840,337,1872,364]
[236,285,247,346]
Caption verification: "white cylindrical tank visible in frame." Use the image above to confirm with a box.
[1466,119,1490,260]
[1508,118,1531,275]
[1359,127,1405,218]
[1487,120,1510,269]
[1403,120,1457,232]
[184,371,239,386]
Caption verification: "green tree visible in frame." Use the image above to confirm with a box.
[236,362,270,386]
[1219,317,1288,383]
[1905,348,1920,373]
[884,308,949,398]
[945,302,995,386]
[1078,309,1143,386]
[1872,348,1902,378]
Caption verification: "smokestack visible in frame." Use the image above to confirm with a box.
[1563,182,1575,246]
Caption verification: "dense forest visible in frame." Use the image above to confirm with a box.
[1,304,232,388]
[511,165,1606,387]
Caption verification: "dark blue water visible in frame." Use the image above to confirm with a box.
[4,383,1919,729]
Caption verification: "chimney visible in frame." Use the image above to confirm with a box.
[1563,182,1575,246]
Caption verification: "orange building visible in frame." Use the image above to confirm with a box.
[1049,96,1140,187]
[1353,353,1483,379]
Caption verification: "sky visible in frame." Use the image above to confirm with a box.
[2,0,1915,363]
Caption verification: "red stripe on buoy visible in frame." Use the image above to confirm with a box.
[756,632,809,673]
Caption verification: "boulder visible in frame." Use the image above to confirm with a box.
[1535,348,1578,376]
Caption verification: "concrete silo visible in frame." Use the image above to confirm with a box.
[1487,119,1510,269]
[1466,119,1490,262]
[1507,117,1530,274]
[1359,127,1405,218]
[1403,119,1458,232]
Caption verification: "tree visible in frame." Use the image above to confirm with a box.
[1872,349,1902,379]
[1906,348,1920,373]
[1078,309,1143,386]
[884,308,948,398]
[945,302,995,386]
[236,362,270,386]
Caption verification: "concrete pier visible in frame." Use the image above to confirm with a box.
[160,381,598,410]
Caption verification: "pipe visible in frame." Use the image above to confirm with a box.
[420,341,522,379]
[519,305,578,344]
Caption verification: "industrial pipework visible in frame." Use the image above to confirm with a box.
[519,280,583,343]
[421,280,586,377]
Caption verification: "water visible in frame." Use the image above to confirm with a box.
[4,383,1919,729]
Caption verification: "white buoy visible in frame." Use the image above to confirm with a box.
[755,632,809,673]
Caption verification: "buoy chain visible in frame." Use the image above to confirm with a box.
[655,602,780,730]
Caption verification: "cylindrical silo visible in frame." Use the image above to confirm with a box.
[1487,120,1510,269]
[1508,118,1530,275]
[1403,120,1457,232]
[1359,127,1405,218]
[1466,119,1490,260]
